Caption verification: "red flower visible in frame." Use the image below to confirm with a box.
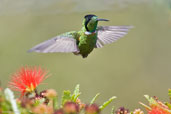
[9,66,48,96]
[148,106,170,114]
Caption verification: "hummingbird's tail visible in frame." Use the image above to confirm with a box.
[82,55,88,58]
[73,52,88,58]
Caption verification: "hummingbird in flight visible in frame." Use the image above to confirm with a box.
[28,14,132,58]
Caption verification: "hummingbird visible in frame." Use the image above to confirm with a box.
[28,14,132,58]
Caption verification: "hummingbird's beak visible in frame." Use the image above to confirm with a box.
[97,18,109,21]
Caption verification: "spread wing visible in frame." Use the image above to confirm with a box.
[96,26,133,48]
[28,35,79,53]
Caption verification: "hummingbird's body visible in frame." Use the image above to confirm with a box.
[28,14,132,58]
[78,30,97,58]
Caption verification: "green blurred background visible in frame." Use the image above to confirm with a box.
[0,0,171,113]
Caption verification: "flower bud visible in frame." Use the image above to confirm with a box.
[133,109,144,114]
[63,101,79,114]
[54,109,64,114]
[43,89,57,99]
[85,104,100,114]
[115,107,129,114]
[32,104,53,114]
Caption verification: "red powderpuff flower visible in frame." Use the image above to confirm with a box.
[9,66,48,96]
[148,106,170,114]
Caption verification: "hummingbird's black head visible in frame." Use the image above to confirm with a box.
[84,14,97,32]
[83,14,109,32]
[84,14,97,20]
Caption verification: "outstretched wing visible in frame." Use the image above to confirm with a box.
[28,35,79,53]
[96,26,133,48]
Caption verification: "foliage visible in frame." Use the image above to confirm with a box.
[0,85,115,114]
[0,67,116,114]
[0,66,171,114]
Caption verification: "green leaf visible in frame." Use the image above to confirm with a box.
[168,89,171,101]
[4,88,20,114]
[165,102,171,110]
[144,95,157,105]
[53,97,58,110]
[144,95,150,101]
[111,106,115,114]
[90,93,100,104]
[99,96,116,111]
[62,90,71,105]
[71,84,81,102]
[1,100,12,113]
[139,102,151,110]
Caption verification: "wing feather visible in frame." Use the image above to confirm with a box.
[28,35,79,53]
[96,26,133,48]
